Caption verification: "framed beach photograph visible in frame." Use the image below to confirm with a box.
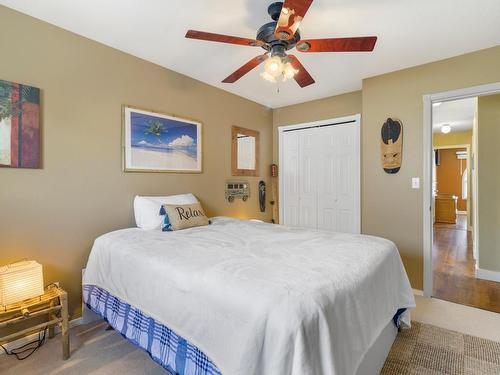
[123,106,202,173]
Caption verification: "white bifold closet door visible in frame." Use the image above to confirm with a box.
[281,119,360,234]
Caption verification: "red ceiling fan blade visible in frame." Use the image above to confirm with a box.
[222,54,269,83]
[275,0,313,41]
[288,55,315,88]
[185,30,265,47]
[296,36,377,52]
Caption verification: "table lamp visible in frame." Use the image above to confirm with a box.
[0,261,44,306]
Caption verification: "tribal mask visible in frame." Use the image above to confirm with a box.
[381,118,403,174]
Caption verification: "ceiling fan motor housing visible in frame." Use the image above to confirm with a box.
[257,2,301,56]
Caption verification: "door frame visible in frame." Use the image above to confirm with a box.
[278,114,361,233]
[422,82,500,298]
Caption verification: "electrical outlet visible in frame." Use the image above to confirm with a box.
[412,177,420,189]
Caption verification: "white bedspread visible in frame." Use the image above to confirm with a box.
[83,217,415,375]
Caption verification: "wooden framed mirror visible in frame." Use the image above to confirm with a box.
[231,126,260,176]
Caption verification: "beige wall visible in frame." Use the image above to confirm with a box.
[433,130,472,147]
[362,46,500,289]
[0,6,273,319]
[477,94,500,272]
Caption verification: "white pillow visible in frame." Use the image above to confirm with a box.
[134,194,199,230]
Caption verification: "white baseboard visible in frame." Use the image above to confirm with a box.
[0,317,83,355]
[476,267,500,283]
[457,211,467,215]
[412,289,424,296]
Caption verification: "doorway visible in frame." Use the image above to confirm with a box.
[423,83,500,313]
[278,114,360,234]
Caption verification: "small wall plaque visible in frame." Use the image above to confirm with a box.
[225,180,249,202]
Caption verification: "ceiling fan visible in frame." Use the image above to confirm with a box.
[185,0,377,88]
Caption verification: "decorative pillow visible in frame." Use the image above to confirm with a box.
[160,202,209,231]
[134,194,198,230]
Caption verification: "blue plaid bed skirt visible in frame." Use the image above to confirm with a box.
[83,285,222,375]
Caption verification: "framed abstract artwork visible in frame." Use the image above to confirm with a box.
[123,106,202,173]
[0,79,41,169]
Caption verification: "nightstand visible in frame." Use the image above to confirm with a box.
[0,285,69,359]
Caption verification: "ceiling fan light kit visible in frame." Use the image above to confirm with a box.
[185,0,377,88]
[260,55,299,83]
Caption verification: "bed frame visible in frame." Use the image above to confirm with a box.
[356,319,396,375]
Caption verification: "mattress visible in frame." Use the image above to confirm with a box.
[83,217,415,375]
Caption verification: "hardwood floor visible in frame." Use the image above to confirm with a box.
[433,214,500,313]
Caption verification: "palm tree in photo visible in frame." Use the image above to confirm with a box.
[144,120,165,137]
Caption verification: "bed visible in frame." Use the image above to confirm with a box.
[83,217,415,375]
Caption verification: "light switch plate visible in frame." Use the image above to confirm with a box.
[412,177,420,189]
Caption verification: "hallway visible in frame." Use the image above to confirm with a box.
[433,214,500,313]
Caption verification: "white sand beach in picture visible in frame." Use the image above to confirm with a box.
[131,148,197,170]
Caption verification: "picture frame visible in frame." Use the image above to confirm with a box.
[0,79,41,169]
[231,125,260,177]
[122,106,202,173]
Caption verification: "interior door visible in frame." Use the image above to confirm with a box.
[282,131,300,226]
[298,129,318,229]
[280,116,360,234]
[317,124,360,233]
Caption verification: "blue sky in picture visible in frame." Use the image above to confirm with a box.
[131,112,198,158]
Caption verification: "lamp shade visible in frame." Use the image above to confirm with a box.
[0,261,44,306]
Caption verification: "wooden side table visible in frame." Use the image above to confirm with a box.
[0,285,69,359]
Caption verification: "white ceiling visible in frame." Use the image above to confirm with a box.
[432,97,476,133]
[2,0,500,108]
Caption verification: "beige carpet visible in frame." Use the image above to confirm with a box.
[1,321,499,374]
[382,321,500,375]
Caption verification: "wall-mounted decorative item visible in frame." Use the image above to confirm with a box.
[225,180,249,202]
[270,164,278,223]
[0,79,40,169]
[380,118,403,174]
[258,180,266,212]
[231,126,260,177]
[123,106,202,173]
